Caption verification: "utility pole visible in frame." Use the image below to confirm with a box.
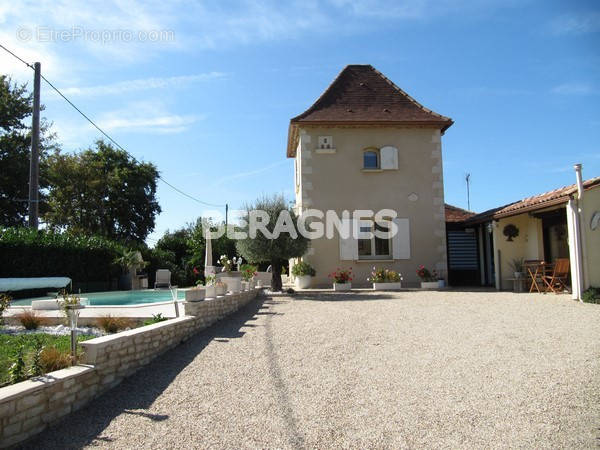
[225,203,229,230]
[28,62,41,229]
[465,173,471,211]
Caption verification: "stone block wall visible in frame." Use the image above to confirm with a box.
[0,289,260,447]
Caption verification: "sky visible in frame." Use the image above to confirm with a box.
[1,0,599,244]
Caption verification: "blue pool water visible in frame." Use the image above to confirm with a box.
[12,289,186,306]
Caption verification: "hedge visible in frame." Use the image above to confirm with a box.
[0,228,123,292]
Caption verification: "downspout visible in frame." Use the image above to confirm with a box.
[574,164,589,290]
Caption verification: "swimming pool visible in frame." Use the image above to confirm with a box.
[11,289,186,306]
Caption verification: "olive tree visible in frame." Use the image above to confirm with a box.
[235,195,309,291]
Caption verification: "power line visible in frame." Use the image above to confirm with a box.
[0,43,226,209]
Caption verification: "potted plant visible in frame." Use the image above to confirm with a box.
[215,278,227,296]
[368,267,403,290]
[241,264,258,290]
[329,268,353,291]
[291,261,316,289]
[509,258,525,279]
[217,255,242,293]
[416,265,438,289]
[203,275,217,298]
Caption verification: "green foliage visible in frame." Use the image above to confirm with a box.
[508,258,524,273]
[8,345,26,384]
[0,75,59,226]
[236,195,309,291]
[0,333,93,386]
[45,140,161,243]
[582,287,600,304]
[291,261,315,277]
[143,313,168,326]
[0,228,123,289]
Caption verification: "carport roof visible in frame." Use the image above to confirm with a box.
[464,176,600,224]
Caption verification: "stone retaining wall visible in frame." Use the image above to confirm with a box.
[0,289,260,447]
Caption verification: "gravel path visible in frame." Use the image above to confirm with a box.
[23,290,600,449]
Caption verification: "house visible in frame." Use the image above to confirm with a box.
[447,168,600,297]
[287,64,453,287]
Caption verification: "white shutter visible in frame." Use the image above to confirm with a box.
[339,218,358,261]
[380,146,398,170]
[392,218,410,259]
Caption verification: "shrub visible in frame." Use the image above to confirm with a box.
[291,261,316,277]
[16,310,48,330]
[416,265,436,282]
[8,346,26,384]
[96,315,134,333]
[368,267,403,283]
[40,347,72,372]
[0,228,123,294]
[582,287,600,304]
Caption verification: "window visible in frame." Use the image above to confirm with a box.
[318,136,333,149]
[363,149,379,169]
[357,219,392,260]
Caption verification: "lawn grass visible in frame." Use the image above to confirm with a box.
[0,333,94,386]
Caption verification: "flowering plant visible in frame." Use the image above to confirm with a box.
[368,267,403,283]
[416,265,436,282]
[241,264,258,281]
[329,267,353,284]
[218,255,242,272]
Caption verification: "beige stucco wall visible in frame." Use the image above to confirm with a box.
[582,187,600,288]
[493,214,544,290]
[294,126,447,287]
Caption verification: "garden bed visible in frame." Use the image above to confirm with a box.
[0,332,96,387]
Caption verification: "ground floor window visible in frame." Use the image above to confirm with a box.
[358,220,391,259]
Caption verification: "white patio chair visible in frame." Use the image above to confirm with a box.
[154,269,172,289]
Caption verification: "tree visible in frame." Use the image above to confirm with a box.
[45,140,161,243]
[0,75,58,226]
[236,195,309,291]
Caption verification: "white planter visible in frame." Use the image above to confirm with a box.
[222,276,241,293]
[249,279,256,289]
[333,282,352,291]
[420,281,439,289]
[241,281,249,291]
[205,285,216,298]
[184,288,205,302]
[372,282,402,290]
[437,280,446,288]
[295,275,312,289]
[215,284,226,296]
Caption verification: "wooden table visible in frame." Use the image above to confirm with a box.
[525,262,553,293]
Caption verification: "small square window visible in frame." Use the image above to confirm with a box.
[318,136,332,149]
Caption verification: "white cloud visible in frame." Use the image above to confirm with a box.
[58,72,228,97]
[551,83,599,95]
[549,12,600,36]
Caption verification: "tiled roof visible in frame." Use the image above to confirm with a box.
[466,176,600,223]
[445,204,476,223]
[287,64,453,157]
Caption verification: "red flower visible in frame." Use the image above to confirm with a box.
[193,267,199,275]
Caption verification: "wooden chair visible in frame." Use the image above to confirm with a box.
[542,258,570,294]
[524,260,544,293]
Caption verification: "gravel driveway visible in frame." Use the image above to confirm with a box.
[23,290,600,449]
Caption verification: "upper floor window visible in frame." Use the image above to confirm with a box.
[363,149,379,169]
